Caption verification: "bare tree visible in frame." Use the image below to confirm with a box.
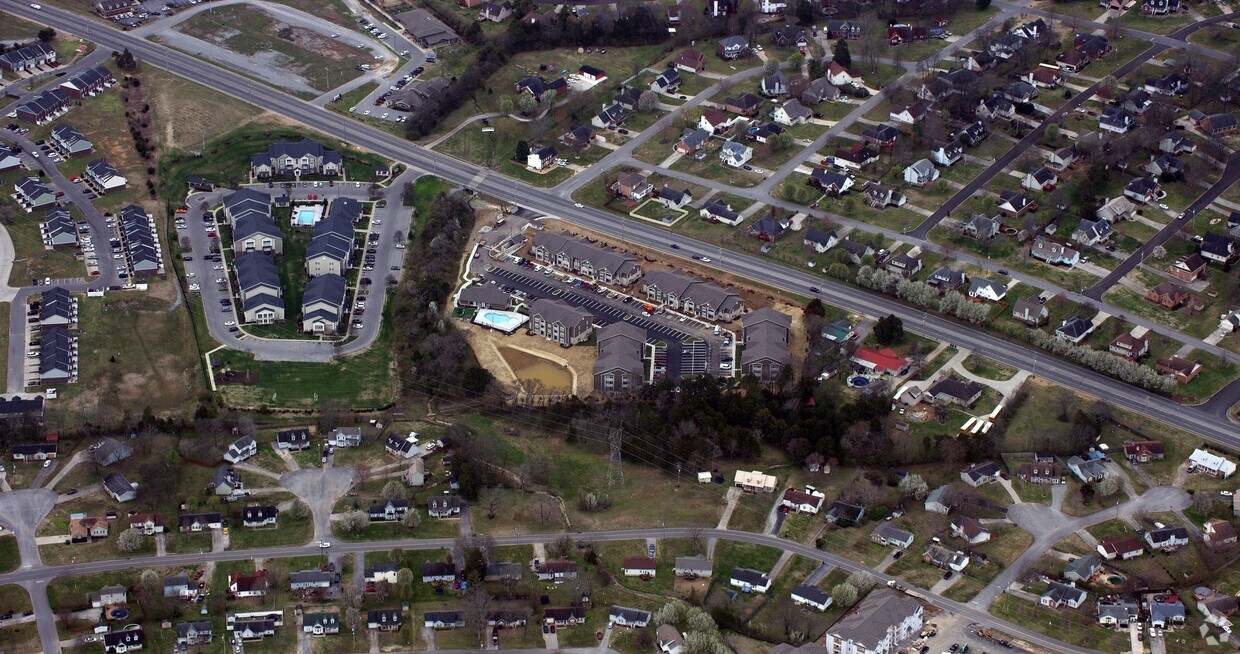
[462,587,496,643]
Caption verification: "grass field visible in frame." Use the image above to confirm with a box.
[146,65,264,152]
[173,4,370,93]
[0,537,19,574]
[0,11,45,41]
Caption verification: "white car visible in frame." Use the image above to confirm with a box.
[186,272,196,278]
[189,284,201,291]
[319,541,331,548]
[1158,203,1169,210]
[363,110,372,116]
[43,460,52,468]
[574,203,584,208]
[700,257,711,263]
[382,112,389,119]
[224,321,235,327]
[330,32,339,37]
[30,3,41,9]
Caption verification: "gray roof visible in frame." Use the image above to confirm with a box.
[673,556,713,573]
[826,589,921,650]
[234,253,281,294]
[1063,554,1100,579]
[103,472,135,498]
[60,66,111,93]
[791,584,831,605]
[39,326,73,377]
[871,521,914,543]
[459,284,511,308]
[731,567,770,586]
[223,188,271,223]
[40,286,74,322]
[303,274,347,311]
[233,213,281,242]
[533,232,640,279]
[530,298,592,327]
[1043,581,1086,604]
[594,322,645,380]
[307,214,354,264]
[51,124,93,153]
[327,197,363,223]
[643,270,743,314]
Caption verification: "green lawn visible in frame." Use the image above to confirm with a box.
[228,514,313,549]
[0,537,19,574]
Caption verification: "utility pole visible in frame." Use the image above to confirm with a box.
[606,427,624,487]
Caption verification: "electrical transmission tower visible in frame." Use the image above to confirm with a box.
[607,427,624,487]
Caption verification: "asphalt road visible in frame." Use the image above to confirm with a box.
[1083,151,1240,299]
[0,526,1107,654]
[12,0,1239,439]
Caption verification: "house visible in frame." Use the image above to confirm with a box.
[128,514,163,535]
[1197,113,1239,137]
[675,49,707,74]
[1157,356,1202,383]
[69,516,109,542]
[865,186,906,209]
[530,231,642,286]
[1201,233,1238,265]
[956,121,989,148]
[930,140,963,167]
[13,177,58,211]
[773,99,812,126]
[997,191,1036,218]
[368,609,403,632]
[229,571,270,598]
[961,461,1000,487]
[1097,604,1145,632]
[424,611,464,629]
[15,89,70,125]
[369,499,409,521]
[544,607,587,626]
[928,266,967,293]
[103,472,137,502]
[1205,519,1238,547]
[673,557,712,578]
[714,139,754,170]
[251,139,341,178]
[614,172,653,201]
[838,239,874,263]
[639,271,744,322]
[305,214,354,278]
[831,143,879,170]
[1063,555,1101,582]
[959,50,996,72]
[211,465,244,496]
[802,78,839,106]
[903,159,939,187]
[927,377,984,406]
[924,486,953,514]
[367,562,400,585]
[103,629,145,653]
[515,75,566,97]
[1123,440,1165,464]
[534,558,578,581]
[790,584,833,612]
[1072,218,1112,247]
[781,487,826,514]
[1108,333,1149,360]
[1095,196,1135,223]
[923,544,969,571]
[734,470,777,493]
[885,252,922,278]
[1041,582,1087,609]
[1000,80,1038,103]
[871,522,915,548]
[1148,598,1186,628]
[822,590,923,654]
[176,621,213,646]
[0,42,56,72]
[651,68,681,94]
[1188,449,1236,478]
[824,501,865,526]
[327,427,362,448]
[179,513,223,532]
[385,433,418,460]
[1145,281,1190,310]
[1166,253,1206,283]
[826,61,857,87]
[50,125,95,158]
[1146,153,1184,178]
[740,308,791,383]
[679,127,712,157]
[527,146,557,171]
[1047,146,1077,172]
[1024,66,1063,89]
[12,442,56,461]
[772,25,808,47]
[593,322,645,395]
[1023,167,1058,192]
[1056,48,1090,73]
[1199,595,1239,627]
[458,284,511,310]
[224,435,257,464]
[724,93,762,117]
[477,0,512,21]
[1160,131,1196,154]
[290,570,333,590]
[421,561,457,583]
[657,625,685,654]
[231,619,278,640]
[591,103,628,130]
[619,556,657,577]
[560,125,595,151]
[235,254,285,325]
[615,87,644,112]
[967,277,1007,302]
[303,612,340,636]
[529,298,594,347]
[890,99,932,125]
[1145,525,1190,550]
[803,229,839,254]
[59,65,114,98]
[1031,240,1080,266]
[428,495,464,518]
[1099,108,1136,134]
[850,347,908,375]
[730,568,772,593]
[963,214,1003,240]
[242,505,278,528]
[761,71,788,97]
[748,215,789,242]
[951,516,991,545]
[0,149,21,173]
[810,168,854,196]
[609,606,651,628]
[1016,462,1064,484]
[717,36,751,60]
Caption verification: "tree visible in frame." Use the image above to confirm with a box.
[498,95,515,115]
[833,40,852,69]
[461,587,495,642]
[517,93,539,114]
[831,582,858,607]
[786,52,805,70]
[116,528,146,553]
[898,473,930,500]
[38,27,56,42]
[637,92,658,112]
[975,0,991,8]
[514,140,530,161]
[287,500,310,519]
[873,314,904,345]
[1046,123,1060,142]
[1094,474,1122,498]
[846,571,876,591]
[401,508,422,529]
[340,510,369,533]
[767,132,793,151]
[382,480,407,501]
[764,59,779,74]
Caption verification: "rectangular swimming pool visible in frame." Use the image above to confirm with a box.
[294,208,317,226]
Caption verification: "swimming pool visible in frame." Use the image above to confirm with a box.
[471,309,529,334]
[294,208,318,226]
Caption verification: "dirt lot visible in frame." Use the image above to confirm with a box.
[146,65,265,151]
[460,324,595,397]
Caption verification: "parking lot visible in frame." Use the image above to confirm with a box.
[476,257,735,382]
